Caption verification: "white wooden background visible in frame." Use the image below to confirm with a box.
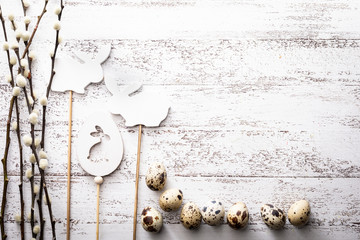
[1,0,360,239]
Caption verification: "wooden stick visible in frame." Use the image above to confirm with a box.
[67,91,73,240]
[96,184,100,240]
[133,124,143,240]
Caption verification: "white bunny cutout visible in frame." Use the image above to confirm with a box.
[105,70,171,127]
[51,44,111,94]
[77,111,123,177]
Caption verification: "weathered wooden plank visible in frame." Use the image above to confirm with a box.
[2,39,360,86]
[1,176,359,239]
[1,83,359,129]
[1,1,360,39]
[1,125,359,178]
[2,224,360,240]
[1,82,359,178]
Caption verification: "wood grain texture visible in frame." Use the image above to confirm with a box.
[0,0,359,239]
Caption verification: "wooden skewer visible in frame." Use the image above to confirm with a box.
[96,183,101,240]
[67,90,73,240]
[133,124,143,240]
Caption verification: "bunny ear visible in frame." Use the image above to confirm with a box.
[73,51,92,63]
[104,76,120,96]
[94,44,111,64]
[123,83,142,96]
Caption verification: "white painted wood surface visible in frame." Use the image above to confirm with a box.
[0,0,360,239]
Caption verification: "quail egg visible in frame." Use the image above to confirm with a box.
[141,206,163,233]
[227,202,249,229]
[201,200,225,226]
[260,204,286,230]
[159,188,183,212]
[145,162,167,191]
[180,202,202,230]
[288,200,310,227]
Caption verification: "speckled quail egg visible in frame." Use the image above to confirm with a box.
[180,202,202,230]
[288,200,310,227]
[145,162,167,191]
[260,204,286,230]
[141,206,163,233]
[227,202,249,229]
[201,200,225,226]
[159,188,183,212]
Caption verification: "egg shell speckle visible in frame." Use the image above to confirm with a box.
[159,188,183,212]
[288,200,310,227]
[180,202,202,230]
[145,162,167,191]
[260,204,286,230]
[201,200,225,226]
[141,206,163,233]
[227,202,249,229]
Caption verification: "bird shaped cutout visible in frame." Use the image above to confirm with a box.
[52,44,111,94]
[105,69,171,127]
[77,111,123,177]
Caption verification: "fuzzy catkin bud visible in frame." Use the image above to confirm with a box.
[12,87,21,96]
[2,42,9,51]
[20,58,28,67]
[8,14,15,21]
[53,21,61,31]
[32,109,40,116]
[24,69,30,78]
[54,7,61,15]
[33,225,40,234]
[28,96,34,105]
[39,150,47,159]
[14,214,21,223]
[35,137,41,147]
[29,51,36,60]
[29,154,36,164]
[39,96,48,106]
[23,135,32,147]
[10,42,19,50]
[15,29,22,39]
[43,195,51,205]
[34,185,40,194]
[24,16,31,25]
[12,121,18,130]
[5,75,12,83]
[21,31,30,41]
[26,169,33,179]
[23,0,30,8]
[29,112,38,125]
[33,90,38,100]
[16,75,26,87]
[39,159,48,170]
[10,56,17,65]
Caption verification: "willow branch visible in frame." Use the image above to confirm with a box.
[29,143,55,240]
[36,2,65,239]
[21,1,48,59]
[42,0,64,149]
[0,97,14,240]
[14,99,25,240]
[19,4,37,237]
[29,158,36,238]
[0,6,15,240]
